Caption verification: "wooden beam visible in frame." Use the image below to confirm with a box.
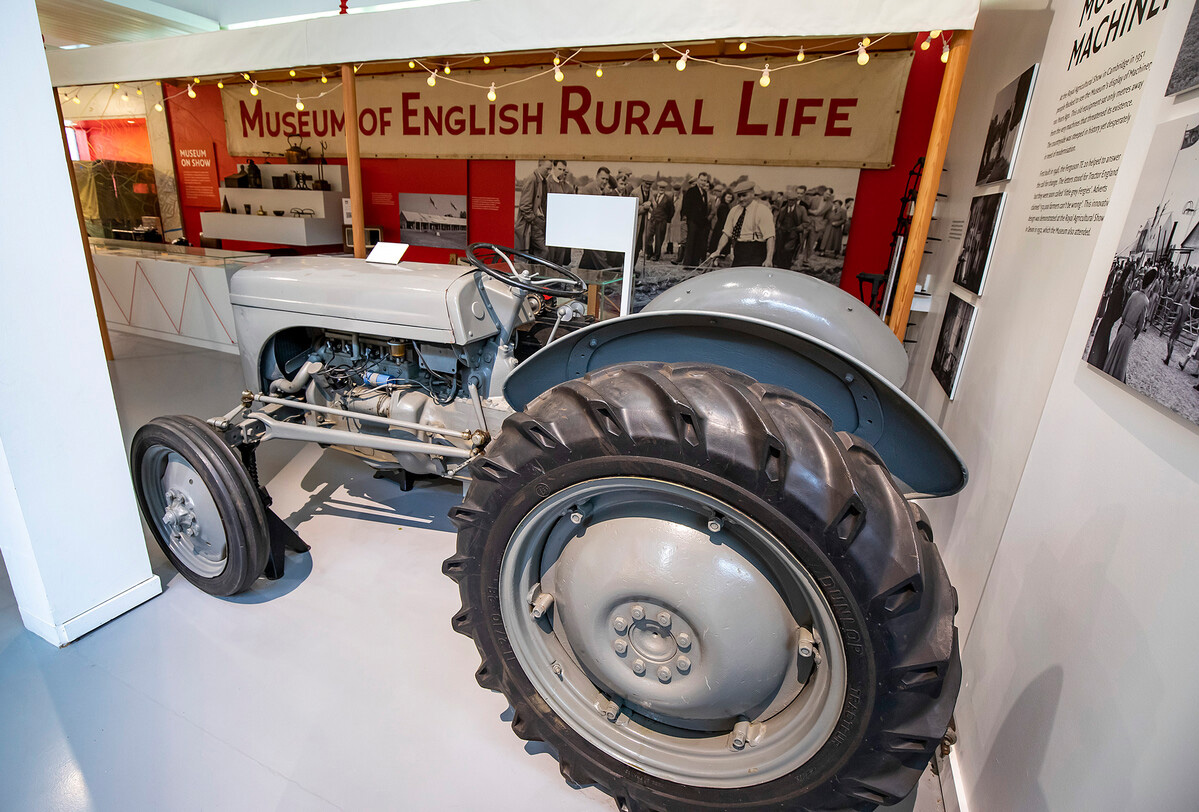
[341,63,366,258]
[888,30,973,339]
[55,92,114,361]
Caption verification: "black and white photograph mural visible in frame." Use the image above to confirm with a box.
[513,160,860,312]
[953,192,1005,295]
[932,293,978,400]
[397,193,468,250]
[976,64,1038,185]
[1083,114,1199,427]
[1166,1,1199,96]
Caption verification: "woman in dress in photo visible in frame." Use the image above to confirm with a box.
[1087,260,1132,370]
[1103,268,1155,383]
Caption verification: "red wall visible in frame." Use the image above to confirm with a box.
[838,43,947,298]
[74,118,153,164]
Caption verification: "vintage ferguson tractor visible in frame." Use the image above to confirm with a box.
[130,244,965,812]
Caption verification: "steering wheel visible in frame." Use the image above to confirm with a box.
[466,243,588,297]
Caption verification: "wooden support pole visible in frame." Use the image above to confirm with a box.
[342,64,366,258]
[55,91,113,361]
[888,30,973,340]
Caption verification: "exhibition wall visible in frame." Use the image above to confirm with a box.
[903,0,1199,808]
[0,0,160,647]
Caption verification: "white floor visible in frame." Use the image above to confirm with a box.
[0,331,941,811]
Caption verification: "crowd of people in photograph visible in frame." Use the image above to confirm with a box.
[1087,257,1199,392]
[513,160,852,273]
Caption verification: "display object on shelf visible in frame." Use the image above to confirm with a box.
[201,163,350,246]
[129,246,966,811]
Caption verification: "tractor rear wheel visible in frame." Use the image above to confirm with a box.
[444,362,959,811]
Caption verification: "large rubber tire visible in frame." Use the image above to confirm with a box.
[444,363,960,812]
[131,415,269,597]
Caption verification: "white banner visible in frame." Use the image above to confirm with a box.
[222,53,913,168]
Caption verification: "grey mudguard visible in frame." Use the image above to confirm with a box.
[644,266,910,387]
[505,311,967,497]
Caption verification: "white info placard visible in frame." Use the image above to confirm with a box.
[546,193,639,315]
[366,241,409,265]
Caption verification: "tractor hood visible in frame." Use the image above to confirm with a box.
[229,255,516,344]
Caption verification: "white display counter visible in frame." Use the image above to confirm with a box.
[91,239,267,354]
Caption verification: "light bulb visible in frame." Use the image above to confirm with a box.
[289,69,296,77]
[71,96,81,104]
[121,92,129,101]
[676,50,690,71]
[554,67,564,82]
[759,64,771,87]
[796,47,805,62]
[930,29,942,38]
[113,82,120,89]
[738,41,747,52]
[295,96,304,110]
[194,77,200,83]
[187,84,197,98]
[408,60,416,69]
[242,73,250,80]
[154,102,163,112]
[487,83,496,102]
[320,73,327,84]
[652,49,660,62]
[136,88,143,95]
[427,73,437,87]
[217,80,224,89]
[862,36,871,48]
[595,66,603,77]
[483,54,491,65]
[941,43,950,63]
[250,83,259,96]
[443,64,451,74]
[857,43,870,66]
[920,38,931,50]
[553,53,561,66]
[353,64,360,73]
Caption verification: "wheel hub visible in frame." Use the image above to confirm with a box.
[540,499,802,729]
[502,478,849,788]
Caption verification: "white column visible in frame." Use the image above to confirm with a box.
[0,0,161,646]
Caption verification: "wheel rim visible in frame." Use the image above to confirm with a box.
[500,477,847,789]
[140,446,229,578]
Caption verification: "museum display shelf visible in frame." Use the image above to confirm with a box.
[200,163,348,247]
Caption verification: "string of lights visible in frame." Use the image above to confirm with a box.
[60,33,954,112]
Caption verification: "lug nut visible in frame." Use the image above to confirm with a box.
[632,659,646,675]
[657,611,672,627]
[707,518,723,533]
[657,666,672,683]
[677,656,691,672]
[569,511,584,524]
[676,633,691,649]
[613,639,628,655]
[551,661,563,676]
[631,605,645,621]
[613,616,628,632]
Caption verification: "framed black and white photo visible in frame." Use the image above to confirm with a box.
[1166,2,1199,96]
[932,293,978,400]
[953,192,1005,295]
[397,193,468,250]
[1082,113,1199,429]
[976,64,1038,185]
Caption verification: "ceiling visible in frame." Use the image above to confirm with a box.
[36,0,218,48]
